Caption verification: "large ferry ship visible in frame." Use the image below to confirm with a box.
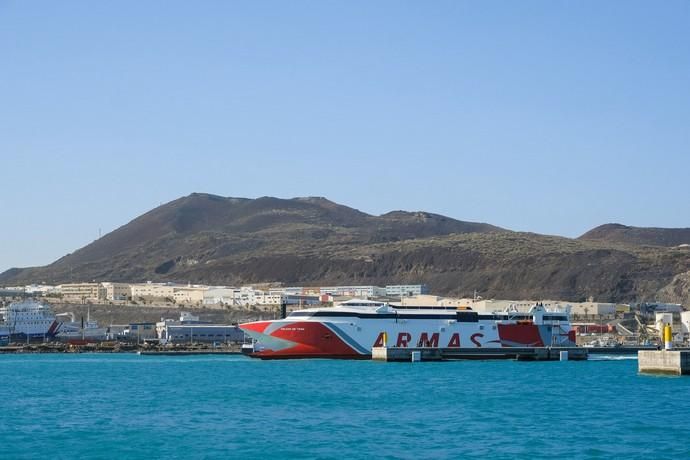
[239,299,576,359]
[0,300,61,340]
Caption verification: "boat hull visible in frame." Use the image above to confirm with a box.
[240,313,575,360]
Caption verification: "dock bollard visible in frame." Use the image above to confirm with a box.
[411,351,421,362]
[559,351,568,361]
[664,324,673,350]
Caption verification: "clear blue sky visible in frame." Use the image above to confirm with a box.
[1,0,689,273]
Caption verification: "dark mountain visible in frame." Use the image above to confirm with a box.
[2,194,689,305]
[0,193,503,282]
[579,224,690,247]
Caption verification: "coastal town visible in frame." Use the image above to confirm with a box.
[1,281,688,351]
[4,1,690,457]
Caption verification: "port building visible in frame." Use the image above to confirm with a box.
[156,312,243,344]
[125,322,157,341]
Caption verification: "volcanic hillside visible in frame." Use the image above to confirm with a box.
[579,224,690,247]
[2,194,690,304]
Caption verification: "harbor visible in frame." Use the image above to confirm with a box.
[1,295,689,364]
[2,351,689,459]
[3,2,689,458]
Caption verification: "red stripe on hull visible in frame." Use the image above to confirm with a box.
[497,324,544,347]
[243,321,362,359]
[240,321,271,334]
[46,321,60,336]
[568,330,576,344]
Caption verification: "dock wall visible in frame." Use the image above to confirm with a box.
[372,346,588,362]
[638,350,690,375]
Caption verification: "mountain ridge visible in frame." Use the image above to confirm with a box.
[2,194,689,305]
[579,223,690,247]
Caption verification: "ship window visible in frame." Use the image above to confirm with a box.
[543,315,567,321]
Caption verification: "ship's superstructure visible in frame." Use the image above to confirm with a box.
[240,299,575,359]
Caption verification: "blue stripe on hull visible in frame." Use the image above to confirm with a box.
[323,322,370,355]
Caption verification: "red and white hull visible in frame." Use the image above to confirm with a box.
[239,300,576,359]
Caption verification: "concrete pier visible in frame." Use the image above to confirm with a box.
[638,350,690,375]
[372,347,442,362]
[372,347,588,362]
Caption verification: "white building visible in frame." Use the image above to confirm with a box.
[398,295,463,308]
[203,288,236,306]
[319,286,387,298]
[257,289,285,305]
[24,284,58,296]
[385,285,429,297]
[235,287,259,306]
[465,299,568,313]
[681,311,690,336]
[655,312,673,332]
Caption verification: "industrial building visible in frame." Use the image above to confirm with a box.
[156,312,244,344]
[162,324,244,344]
[124,322,157,341]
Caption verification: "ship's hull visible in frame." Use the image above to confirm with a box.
[240,315,575,360]
[1,301,61,341]
[1,321,61,342]
[56,326,109,341]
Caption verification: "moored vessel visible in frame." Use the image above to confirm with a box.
[0,299,61,340]
[239,299,576,359]
[55,310,109,341]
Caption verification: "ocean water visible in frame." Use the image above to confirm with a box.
[0,354,688,459]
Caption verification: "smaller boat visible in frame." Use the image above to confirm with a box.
[56,310,108,341]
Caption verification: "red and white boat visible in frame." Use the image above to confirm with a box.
[239,299,576,359]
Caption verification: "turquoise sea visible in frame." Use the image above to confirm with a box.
[0,354,688,459]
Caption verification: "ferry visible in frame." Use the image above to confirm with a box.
[239,299,576,359]
[0,300,61,340]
